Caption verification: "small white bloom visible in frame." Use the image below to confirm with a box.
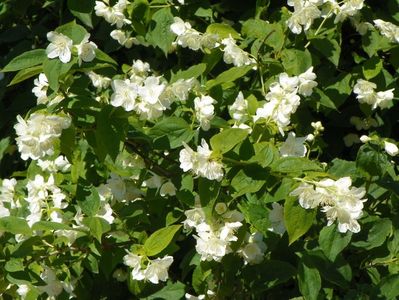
[76,33,97,65]
[229,91,249,123]
[239,232,266,265]
[221,36,256,67]
[279,132,307,157]
[268,203,286,235]
[185,293,205,300]
[144,256,174,284]
[32,73,49,104]
[298,67,318,96]
[87,71,111,89]
[110,79,138,111]
[287,0,321,34]
[384,141,398,156]
[110,30,136,48]
[359,135,371,143]
[194,95,215,131]
[374,19,399,43]
[46,31,73,64]
[16,284,30,299]
[183,207,206,229]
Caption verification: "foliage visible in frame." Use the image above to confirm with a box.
[0,0,399,299]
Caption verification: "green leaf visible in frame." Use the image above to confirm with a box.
[378,274,399,299]
[146,8,175,55]
[323,72,352,108]
[0,138,10,162]
[298,255,321,300]
[67,0,94,28]
[352,218,392,250]
[144,225,182,256]
[94,49,118,67]
[206,23,240,39]
[281,48,312,75]
[170,63,206,83]
[210,128,248,154]
[8,65,42,86]
[198,178,220,212]
[231,169,264,198]
[1,49,46,72]
[0,217,32,235]
[82,216,111,242]
[284,197,316,244]
[148,117,195,149]
[319,224,352,261]
[311,37,341,66]
[5,258,24,273]
[362,28,391,58]
[362,56,383,80]
[271,157,322,174]
[248,142,276,167]
[43,57,75,92]
[356,144,390,177]
[328,159,358,178]
[242,19,285,51]
[32,221,73,231]
[311,88,338,111]
[206,65,253,89]
[147,281,185,300]
[77,185,101,217]
[56,20,88,44]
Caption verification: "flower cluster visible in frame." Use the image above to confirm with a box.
[353,79,394,110]
[184,204,266,264]
[194,95,216,131]
[46,32,97,64]
[123,252,174,284]
[110,59,198,120]
[373,19,399,43]
[14,112,71,161]
[179,139,224,181]
[170,17,219,51]
[221,36,256,67]
[287,0,365,34]
[25,174,68,227]
[290,177,367,233]
[94,0,131,29]
[254,67,317,134]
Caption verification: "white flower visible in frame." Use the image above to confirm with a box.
[38,267,64,297]
[353,79,393,110]
[221,36,256,67]
[144,256,174,284]
[0,178,18,209]
[87,71,111,89]
[375,89,394,109]
[291,177,367,233]
[185,293,205,300]
[268,203,286,235]
[14,113,71,161]
[76,33,97,65]
[32,73,49,104]
[46,31,73,63]
[143,173,163,189]
[229,91,249,123]
[279,132,307,157]
[97,203,115,224]
[110,79,138,111]
[183,207,206,229]
[95,0,131,28]
[384,141,398,156]
[194,95,215,131]
[359,135,371,143]
[169,78,197,101]
[298,67,318,96]
[334,0,364,23]
[37,155,71,173]
[170,17,191,36]
[16,284,30,299]
[374,19,399,43]
[238,232,266,265]
[195,223,231,262]
[287,0,321,34]
[123,251,145,280]
[195,139,224,181]
[110,30,135,48]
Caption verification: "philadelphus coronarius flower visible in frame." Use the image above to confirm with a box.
[110,29,136,48]
[87,71,111,90]
[268,203,286,235]
[374,19,399,43]
[279,132,308,157]
[32,73,49,104]
[75,33,97,65]
[238,232,267,265]
[353,79,394,110]
[179,139,224,181]
[384,141,399,156]
[94,0,131,29]
[46,31,73,63]
[254,68,317,134]
[194,95,216,131]
[221,36,256,67]
[287,0,321,34]
[170,17,219,51]
[290,177,367,233]
[14,112,71,161]
[123,251,174,284]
